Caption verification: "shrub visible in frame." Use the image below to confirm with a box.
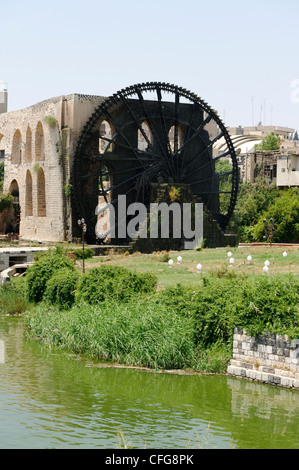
[235,275,299,338]
[157,274,299,344]
[73,248,94,259]
[0,191,13,212]
[0,277,30,315]
[44,268,80,310]
[26,251,76,303]
[77,265,157,304]
[157,277,244,348]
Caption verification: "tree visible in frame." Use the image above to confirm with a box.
[254,132,280,151]
[293,130,299,141]
[252,188,299,243]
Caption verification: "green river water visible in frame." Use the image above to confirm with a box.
[0,316,298,449]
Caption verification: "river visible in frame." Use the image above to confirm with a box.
[0,316,298,449]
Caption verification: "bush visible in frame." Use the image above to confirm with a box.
[0,191,14,212]
[253,188,299,243]
[26,251,76,303]
[77,265,157,304]
[157,277,244,348]
[73,248,94,259]
[235,275,299,338]
[156,274,299,344]
[0,277,30,315]
[44,268,80,310]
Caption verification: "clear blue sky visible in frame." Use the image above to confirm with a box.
[1,0,299,131]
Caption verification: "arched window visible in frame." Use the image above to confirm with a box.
[8,180,20,234]
[25,170,33,216]
[138,121,153,151]
[35,121,45,161]
[25,126,32,163]
[9,179,19,201]
[37,168,46,217]
[99,120,114,154]
[11,130,22,164]
[168,125,183,154]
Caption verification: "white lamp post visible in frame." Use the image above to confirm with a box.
[196,263,202,273]
[229,257,234,267]
[177,255,182,264]
[168,259,174,268]
[263,265,269,275]
[247,255,252,264]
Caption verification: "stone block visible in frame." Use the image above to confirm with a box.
[281,377,293,388]
[293,380,299,389]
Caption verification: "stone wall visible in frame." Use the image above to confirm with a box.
[0,94,105,243]
[130,183,236,252]
[227,327,299,390]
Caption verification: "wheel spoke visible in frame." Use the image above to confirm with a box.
[179,132,225,182]
[134,86,176,179]
[190,170,234,185]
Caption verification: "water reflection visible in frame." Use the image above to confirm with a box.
[0,317,298,449]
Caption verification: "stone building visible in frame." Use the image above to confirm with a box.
[0,93,106,242]
[214,124,299,186]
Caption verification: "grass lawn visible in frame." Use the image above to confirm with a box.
[83,246,299,288]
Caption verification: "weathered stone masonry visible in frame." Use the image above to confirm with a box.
[0,94,105,242]
[227,328,299,390]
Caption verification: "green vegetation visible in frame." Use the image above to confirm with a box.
[44,268,80,310]
[73,247,94,260]
[77,265,157,304]
[43,115,58,128]
[0,191,13,212]
[1,242,299,374]
[26,249,76,303]
[254,132,280,151]
[0,276,30,315]
[25,299,195,370]
[230,184,299,243]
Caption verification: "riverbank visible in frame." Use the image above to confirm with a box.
[2,315,299,449]
[2,246,299,375]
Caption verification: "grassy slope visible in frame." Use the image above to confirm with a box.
[83,246,299,288]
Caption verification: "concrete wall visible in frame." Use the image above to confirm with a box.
[277,154,299,187]
[227,327,299,390]
[0,246,49,272]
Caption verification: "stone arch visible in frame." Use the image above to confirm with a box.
[8,179,20,234]
[138,121,153,151]
[25,126,32,163]
[11,129,22,164]
[25,170,33,216]
[99,120,115,154]
[9,179,19,201]
[37,167,46,217]
[35,121,45,161]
